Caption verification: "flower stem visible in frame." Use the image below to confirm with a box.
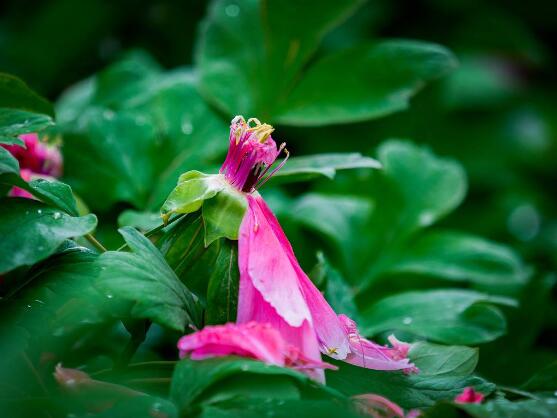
[85,233,107,252]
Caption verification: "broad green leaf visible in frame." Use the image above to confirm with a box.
[58,58,228,211]
[522,361,557,393]
[270,153,382,184]
[425,398,557,418]
[97,226,202,331]
[0,244,107,337]
[288,193,373,268]
[0,109,54,137]
[202,184,247,245]
[409,342,478,377]
[274,41,458,125]
[118,210,163,231]
[161,171,225,223]
[0,198,97,273]
[0,146,19,176]
[20,178,79,216]
[62,108,160,210]
[0,73,54,116]
[326,361,495,410]
[92,396,178,418]
[311,253,360,321]
[0,157,79,216]
[361,289,514,345]
[377,140,466,234]
[0,136,24,146]
[385,231,530,290]
[205,241,239,324]
[199,399,361,418]
[157,214,224,300]
[170,358,335,415]
[197,0,363,119]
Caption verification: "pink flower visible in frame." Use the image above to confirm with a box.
[2,133,62,177]
[177,321,334,379]
[454,387,485,404]
[353,394,421,418]
[219,116,286,192]
[217,116,416,381]
[2,133,63,199]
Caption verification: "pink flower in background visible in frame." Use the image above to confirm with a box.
[2,133,63,198]
[217,116,416,381]
[353,394,421,418]
[177,321,334,378]
[454,387,485,404]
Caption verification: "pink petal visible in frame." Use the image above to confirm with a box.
[177,322,286,366]
[339,315,417,372]
[238,194,312,327]
[455,387,484,404]
[252,194,351,358]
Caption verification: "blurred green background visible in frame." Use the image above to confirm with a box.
[1,0,557,416]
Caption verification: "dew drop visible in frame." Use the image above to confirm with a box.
[106,294,114,299]
[402,317,413,325]
[181,120,193,135]
[225,3,240,17]
[37,209,42,214]
[53,212,61,220]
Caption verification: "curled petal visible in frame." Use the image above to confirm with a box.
[339,315,417,372]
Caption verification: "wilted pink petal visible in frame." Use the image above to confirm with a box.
[177,321,333,382]
[178,321,286,365]
[339,315,417,372]
[220,116,416,377]
[353,394,406,418]
[455,387,484,404]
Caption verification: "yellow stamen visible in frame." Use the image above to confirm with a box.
[327,347,338,356]
[248,122,275,143]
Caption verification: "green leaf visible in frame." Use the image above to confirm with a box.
[0,109,54,137]
[361,289,514,345]
[170,357,334,415]
[118,210,163,231]
[315,253,360,320]
[202,184,247,245]
[205,241,239,324]
[274,41,458,125]
[377,140,467,234]
[409,341,479,377]
[1,245,107,336]
[0,136,24,146]
[161,171,225,223]
[21,179,79,216]
[326,361,495,410]
[0,169,78,216]
[97,226,202,331]
[58,60,228,211]
[0,73,54,116]
[386,231,530,290]
[0,146,19,176]
[426,398,557,418]
[197,0,364,119]
[522,361,557,393]
[61,108,160,210]
[0,198,97,273]
[199,399,360,418]
[270,153,381,184]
